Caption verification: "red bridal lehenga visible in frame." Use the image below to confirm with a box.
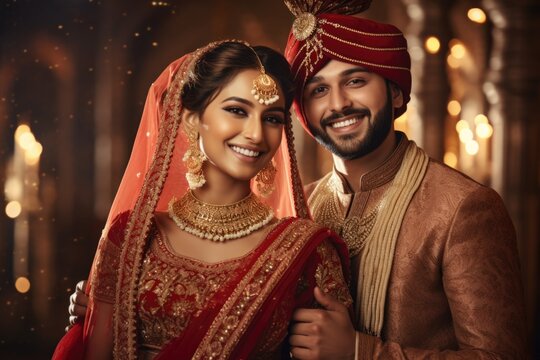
[52,41,352,360]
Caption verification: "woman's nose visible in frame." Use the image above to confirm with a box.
[243,116,263,143]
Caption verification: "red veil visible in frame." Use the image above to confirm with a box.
[52,40,332,359]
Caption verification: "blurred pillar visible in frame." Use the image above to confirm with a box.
[482,0,540,336]
[402,0,452,161]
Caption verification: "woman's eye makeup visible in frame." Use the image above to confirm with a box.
[223,104,284,125]
[264,113,285,125]
[224,106,247,116]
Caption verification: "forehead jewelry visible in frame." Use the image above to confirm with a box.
[247,47,280,106]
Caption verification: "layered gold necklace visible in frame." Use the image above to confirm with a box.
[309,173,383,257]
[168,191,274,242]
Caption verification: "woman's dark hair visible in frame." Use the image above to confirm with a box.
[181,42,294,115]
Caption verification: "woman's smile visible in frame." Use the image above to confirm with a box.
[229,144,263,160]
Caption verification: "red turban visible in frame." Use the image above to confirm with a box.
[284,10,411,136]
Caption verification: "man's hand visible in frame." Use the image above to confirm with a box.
[65,280,89,332]
[289,287,356,360]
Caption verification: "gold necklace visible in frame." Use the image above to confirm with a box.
[309,173,382,257]
[168,191,274,242]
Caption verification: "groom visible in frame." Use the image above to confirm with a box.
[283,2,526,359]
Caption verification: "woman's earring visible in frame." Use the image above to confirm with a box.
[183,130,207,189]
[255,160,277,197]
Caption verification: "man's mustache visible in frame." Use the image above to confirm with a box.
[321,108,371,127]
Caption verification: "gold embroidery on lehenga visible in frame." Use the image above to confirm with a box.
[137,230,244,349]
[192,219,323,359]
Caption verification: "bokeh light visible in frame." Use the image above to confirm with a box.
[465,140,480,155]
[25,141,43,165]
[476,123,494,139]
[14,124,31,141]
[474,114,489,125]
[15,277,31,293]
[425,36,441,54]
[459,128,474,143]
[18,132,36,151]
[468,8,487,24]
[456,119,469,133]
[447,54,459,69]
[4,178,23,200]
[450,41,466,60]
[447,100,461,116]
[5,200,22,218]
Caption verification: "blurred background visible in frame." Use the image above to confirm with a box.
[1,0,538,358]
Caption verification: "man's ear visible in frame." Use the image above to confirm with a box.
[181,109,200,134]
[390,83,404,109]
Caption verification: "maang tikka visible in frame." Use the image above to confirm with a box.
[183,129,207,189]
[255,160,277,197]
[248,47,280,106]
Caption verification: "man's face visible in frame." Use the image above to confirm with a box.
[302,60,401,160]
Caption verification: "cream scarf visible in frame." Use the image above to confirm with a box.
[356,141,428,336]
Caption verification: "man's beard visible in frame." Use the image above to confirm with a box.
[308,86,394,161]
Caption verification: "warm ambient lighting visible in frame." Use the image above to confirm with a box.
[18,132,36,151]
[468,8,487,24]
[474,114,489,125]
[444,152,458,168]
[25,142,43,165]
[459,128,474,143]
[465,140,480,155]
[476,123,494,139]
[15,276,31,293]
[424,36,441,54]
[450,41,466,60]
[14,124,31,141]
[4,178,23,200]
[447,55,459,69]
[456,119,469,133]
[5,200,22,219]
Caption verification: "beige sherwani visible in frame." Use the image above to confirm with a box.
[307,133,527,359]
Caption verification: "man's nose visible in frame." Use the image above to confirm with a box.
[328,87,352,113]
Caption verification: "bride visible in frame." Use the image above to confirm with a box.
[53,40,352,359]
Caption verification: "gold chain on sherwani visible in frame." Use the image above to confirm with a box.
[308,173,381,257]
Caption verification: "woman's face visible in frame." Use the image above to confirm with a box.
[195,69,287,184]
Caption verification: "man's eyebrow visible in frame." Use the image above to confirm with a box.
[305,75,323,86]
[341,67,370,76]
[305,67,370,86]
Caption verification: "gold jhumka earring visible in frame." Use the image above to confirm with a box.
[183,129,207,189]
[255,160,277,197]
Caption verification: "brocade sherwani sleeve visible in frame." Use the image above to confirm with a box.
[356,186,527,359]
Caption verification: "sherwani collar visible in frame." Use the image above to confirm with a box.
[329,132,409,194]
